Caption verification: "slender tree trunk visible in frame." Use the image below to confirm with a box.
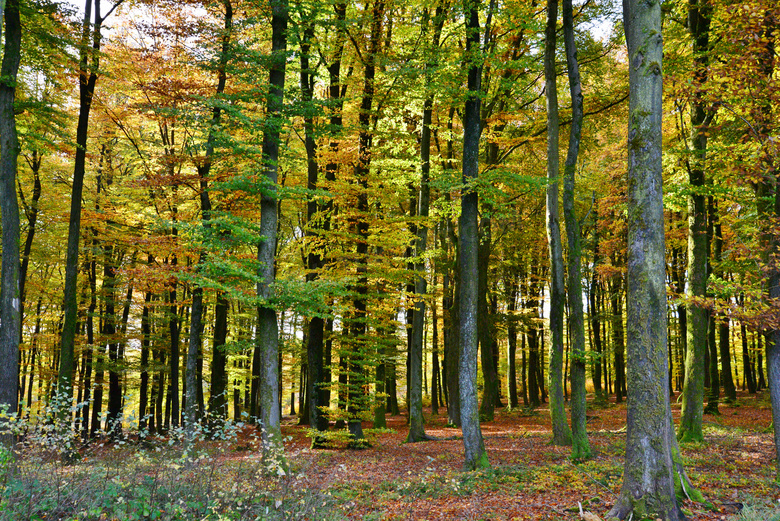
[300,15,329,445]
[407,4,446,442]
[544,0,572,446]
[679,0,713,444]
[256,0,288,453]
[561,0,590,460]
[506,272,519,409]
[459,0,488,470]
[58,0,111,415]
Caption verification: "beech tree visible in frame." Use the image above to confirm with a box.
[608,0,687,518]
[0,0,22,442]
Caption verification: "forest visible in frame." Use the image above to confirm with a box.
[0,0,778,519]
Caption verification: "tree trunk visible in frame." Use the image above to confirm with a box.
[478,218,499,421]
[607,1,687,517]
[256,0,288,453]
[58,0,109,416]
[544,0,572,447]
[459,0,488,470]
[139,290,152,431]
[0,0,22,446]
[679,0,713,444]
[561,0,590,460]
[506,272,519,409]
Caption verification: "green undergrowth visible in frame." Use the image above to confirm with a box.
[0,413,337,521]
[730,497,780,521]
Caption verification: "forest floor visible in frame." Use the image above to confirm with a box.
[270,390,778,520]
[5,391,778,521]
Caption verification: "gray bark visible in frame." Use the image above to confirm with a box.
[607,1,686,518]
[257,0,287,453]
[459,0,488,470]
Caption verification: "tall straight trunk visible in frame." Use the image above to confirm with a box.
[407,4,445,444]
[209,293,229,421]
[104,247,123,437]
[712,207,736,403]
[562,0,590,460]
[432,294,440,414]
[607,0,686,517]
[741,317,756,393]
[611,278,626,402]
[187,0,232,435]
[168,261,180,429]
[139,290,152,431]
[442,195,460,426]
[90,343,105,437]
[256,0,288,452]
[672,245,687,392]
[589,213,604,401]
[0,0,22,440]
[679,0,712,444]
[58,0,110,412]
[544,0,572,447]
[753,9,780,478]
[346,0,384,447]
[300,16,329,442]
[459,0,488,470]
[478,218,499,420]
[506,272,519,409]
[526,272,541,407]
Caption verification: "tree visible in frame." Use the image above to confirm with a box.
[0,0,22,443]
[679,0,713,443]
[407,4,447,444]
[607,0,687,517]
[544,0,572,447]
[562,0,590,461]
[57,0,121,416]
[257,0,288,454]
[459,0,488,471]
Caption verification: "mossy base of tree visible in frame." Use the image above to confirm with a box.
[703,402,720,415]
[607,493,688,521]
[463,451,490,471]
[677,426,703,444]
[571,437,592,462]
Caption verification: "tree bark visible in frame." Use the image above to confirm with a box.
[562,0,590,460]
[459,0,488,470]
[544,0,572,446]
[607,0,687,517]
[0,0,22,444]
[679,0,712,444]
[256,0,288,454]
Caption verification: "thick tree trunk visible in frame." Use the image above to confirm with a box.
[607,1,687,517]
[0,0,22,446]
